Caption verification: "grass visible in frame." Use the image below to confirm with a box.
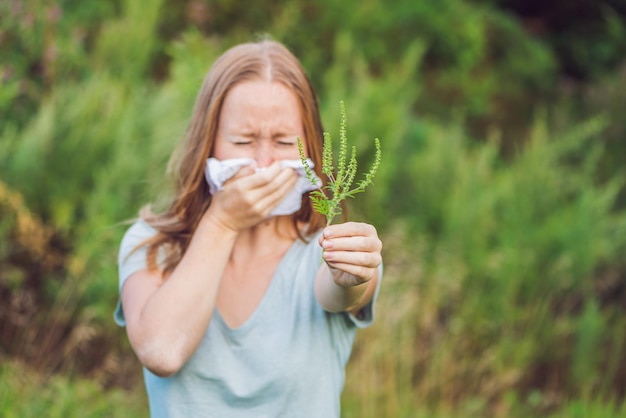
[0,360,148,418]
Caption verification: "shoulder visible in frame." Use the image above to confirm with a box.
[119,219,158,252]
[118,219,159,271]
[117,218,164,291]
[121,218,158,242]
[114,220,161,327]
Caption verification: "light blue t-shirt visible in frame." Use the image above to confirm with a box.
[114,220,381,418]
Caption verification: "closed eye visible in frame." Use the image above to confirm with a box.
[275,135,298,146]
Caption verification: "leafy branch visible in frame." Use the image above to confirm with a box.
[298,101,381,226]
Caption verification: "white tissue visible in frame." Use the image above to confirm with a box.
[204,158,322,217]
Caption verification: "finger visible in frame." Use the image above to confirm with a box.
[323,222,378,239]
[327,267,369,287]
[236,161,284,190]
[229,163,257,180]
[233,168,296,216]
[252,169,298,213]
[323,249,382,269]
[224,164,292,202]
[219,163,257,190]
[325,262,377,284]
[321,235,382,252]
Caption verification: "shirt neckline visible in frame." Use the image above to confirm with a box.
[214,237,304,337]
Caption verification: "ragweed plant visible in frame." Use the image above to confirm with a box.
[298,101,381,226]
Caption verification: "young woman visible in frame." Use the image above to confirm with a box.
[114,39,382,417]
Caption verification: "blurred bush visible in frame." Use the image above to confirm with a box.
[1,0,626,417]
[342,114,626,416]
[0,360,146,417]
[0,0,119,128]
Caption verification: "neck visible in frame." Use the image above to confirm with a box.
[230,216,298,263]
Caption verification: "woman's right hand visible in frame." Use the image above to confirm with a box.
[204,161,298,231]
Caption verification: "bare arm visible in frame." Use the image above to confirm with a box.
[314,222,382,314]
[121,163,298,377]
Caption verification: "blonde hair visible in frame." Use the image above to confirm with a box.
[139,40,327,274]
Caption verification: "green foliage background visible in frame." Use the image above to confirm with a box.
[1,0,626,416]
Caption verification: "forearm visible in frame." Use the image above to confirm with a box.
[126,215,238,376]
[314,263,378,313]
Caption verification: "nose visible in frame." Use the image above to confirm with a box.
[255,141,274,168]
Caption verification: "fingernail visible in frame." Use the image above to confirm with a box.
[323,239,333,249]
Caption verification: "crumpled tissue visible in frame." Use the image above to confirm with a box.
[204,158,322,216]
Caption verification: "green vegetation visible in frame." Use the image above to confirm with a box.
[298,101,381,225]
[0,360,146,417]
[1,0,626,417]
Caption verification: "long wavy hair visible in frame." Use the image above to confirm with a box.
[139,40,328,274]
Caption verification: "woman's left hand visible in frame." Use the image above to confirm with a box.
[318,222,382,287]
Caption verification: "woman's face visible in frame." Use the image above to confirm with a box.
[213,80,306,167]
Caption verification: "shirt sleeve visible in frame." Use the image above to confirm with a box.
[346,263,383,328]
[113,220,158,326]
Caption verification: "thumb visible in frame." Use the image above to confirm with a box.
[230,161,257,181]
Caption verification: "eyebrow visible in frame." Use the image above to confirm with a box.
[227,131,299,139]
[225,132,255,139]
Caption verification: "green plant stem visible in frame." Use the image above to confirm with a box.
[298,101,381,226]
